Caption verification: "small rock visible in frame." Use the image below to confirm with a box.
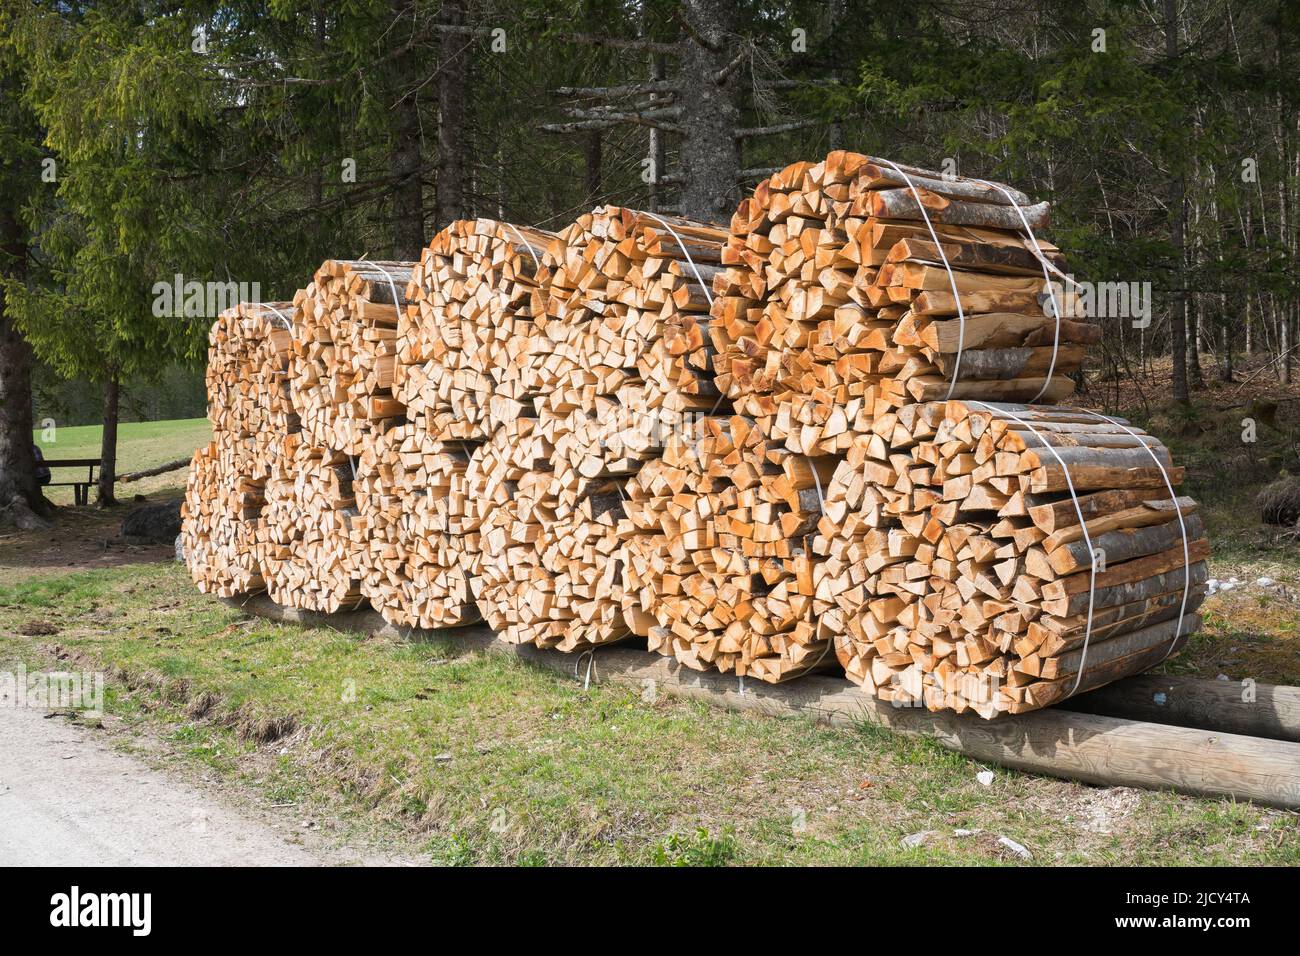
[434,752,453,763]
[997,835,1032,860]
[1257,577,1275,587]
[1216,674,1230,682]
[902,830,936,849]
[121,501,181,543]
[976,770,995,786]
[953,828,979,838]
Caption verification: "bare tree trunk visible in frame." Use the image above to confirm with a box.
[647,49,666,213]
[677,0,740,223]
[585,131,602,204]
[0,200,49,527]
[97,373,119,507]
[1163,0,1190,405]
[434,0,469,229]
[387,0,426,257]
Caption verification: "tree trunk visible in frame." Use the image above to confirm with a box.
[0,201,48,527]
[584,130,602,204]
[676,0,740,223]
[434,0,469,229]
[97,374,119,507]
[1162,0,1190,406]
[389,0,425,257]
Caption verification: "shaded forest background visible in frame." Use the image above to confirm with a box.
[0,0,1297,508]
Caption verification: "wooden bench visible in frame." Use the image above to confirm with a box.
[42,458,99,506]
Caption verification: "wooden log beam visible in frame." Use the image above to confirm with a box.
[1064,674,1300,744]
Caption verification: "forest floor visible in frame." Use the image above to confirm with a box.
[4,373,1300,865]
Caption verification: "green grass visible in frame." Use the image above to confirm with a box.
[0,559,1295,866]
[33,417,210,505]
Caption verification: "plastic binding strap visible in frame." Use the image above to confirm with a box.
[363,261,404,324]
[968,401,1099,698]
[876,158,968,400]
[504,222,542,271]
[640,211,714,308]
[1084,409,1192,662]
[965,177,1069,403]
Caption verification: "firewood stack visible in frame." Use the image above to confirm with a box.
[205,301,299,449]
[180,441,267,597]
[709,151,1099,457]
[257,434,367,613]
[182,149,1208,718]
[621,414,837,682]
[395,219,556,440]
[814,400,1206,717]
[537,206,729,506]
[184,303,298,596]
[292,259,414,456]
[464,417,562,646]
[355,425,479,628]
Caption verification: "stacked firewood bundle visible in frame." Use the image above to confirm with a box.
[465,417,562,646]
[709,151,1099,457]
[205,301,299,447]
[292,259,414,456]
[395,219,556,439]
[180,441,268,597]
[256,434,367,613]
[537,206,729,506]
[814,400,1206,717]
[183,303,297,595]
[354,425,479,628]
[621,414,837,682]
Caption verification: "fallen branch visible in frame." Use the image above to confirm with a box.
[118,457,191,483]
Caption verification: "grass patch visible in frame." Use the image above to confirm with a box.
[0,559,1296,866]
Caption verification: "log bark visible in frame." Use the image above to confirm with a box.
[97,373,119,507]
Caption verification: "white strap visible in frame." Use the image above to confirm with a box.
[809,463,825,513]
[361,260,403,319]
[967,178,1067,402]
[876,159,967,400]
[970,402,1098,697]
[1086,410,1192,662]
[505,222,542,271]
[639,211,714,307]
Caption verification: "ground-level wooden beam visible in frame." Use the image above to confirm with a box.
[219,595,1300,810]
[1062,673,1300,744]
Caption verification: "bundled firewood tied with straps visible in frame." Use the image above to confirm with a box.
[205,301,299,446]
[395,219,556,440]
[181,440,269,597]
[185,303,299,596]
[710,150,1099,457]
[355,425,479,628]
[465,417,563,646]
[621,414,837,682]
[292,259,414,456]
[257,434,368,613]
[536,206,729,507]
[814,400,1207,717]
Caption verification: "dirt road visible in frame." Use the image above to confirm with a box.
[0,703,357,865]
